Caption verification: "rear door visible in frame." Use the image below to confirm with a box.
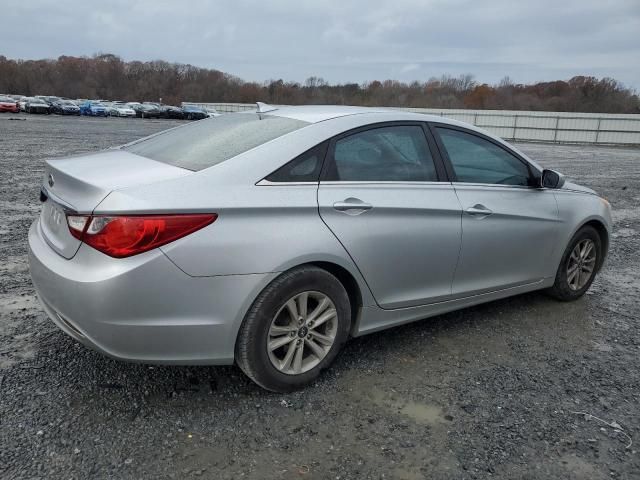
[318,122,462,309]
[431,124,559,296]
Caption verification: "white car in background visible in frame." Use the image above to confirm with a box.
[19,97,31,111]
[205,107,222,118]
[108,103,136,117]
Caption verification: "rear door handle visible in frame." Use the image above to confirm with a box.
[333,198,373,214]
[465,204,493,217]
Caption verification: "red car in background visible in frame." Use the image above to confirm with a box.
[0,96,20,113]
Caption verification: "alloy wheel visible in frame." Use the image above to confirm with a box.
[267,291,338,375]
[566,239,596,291]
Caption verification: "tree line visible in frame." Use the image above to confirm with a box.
[0,54,638,113]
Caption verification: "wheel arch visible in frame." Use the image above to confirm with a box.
[308,261,363,337]
[580,218,609,271]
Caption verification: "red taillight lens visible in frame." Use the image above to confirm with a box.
[66,214,217,258]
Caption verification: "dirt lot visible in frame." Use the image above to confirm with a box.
[1,114,639,480]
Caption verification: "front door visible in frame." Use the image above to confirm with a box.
[432,125,559,296]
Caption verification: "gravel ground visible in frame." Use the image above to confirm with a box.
[1,113,639,480]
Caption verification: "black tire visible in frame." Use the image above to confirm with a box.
[235,266,351,392]
[547,225,602,301]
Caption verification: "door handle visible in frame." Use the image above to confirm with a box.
[465,204,493,217]
[333,198,373,214]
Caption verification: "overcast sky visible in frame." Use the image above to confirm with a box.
[2,0,639,89]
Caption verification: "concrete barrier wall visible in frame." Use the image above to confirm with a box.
[183,102,640,146]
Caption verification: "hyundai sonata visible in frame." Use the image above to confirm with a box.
[28,104,612,391]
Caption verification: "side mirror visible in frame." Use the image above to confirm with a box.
[541,169,565,189]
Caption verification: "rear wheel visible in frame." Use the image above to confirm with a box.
[236,266,351,392]
[547,225,601,301]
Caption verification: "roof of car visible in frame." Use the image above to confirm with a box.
[265,104,458,126]
[259,104,540,170]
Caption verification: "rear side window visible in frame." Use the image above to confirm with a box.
[124,114,309,171]
[324,125,438,182]
[266,142,328,182]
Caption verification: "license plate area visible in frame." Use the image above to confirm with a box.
[40,198,82,259]
[42,200,66,235]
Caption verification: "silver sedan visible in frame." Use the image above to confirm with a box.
[28,104,612,391]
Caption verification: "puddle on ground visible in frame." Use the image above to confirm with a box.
[368,388,447,425]
[400,401,445,424]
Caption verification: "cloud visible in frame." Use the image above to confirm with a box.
[0,0,638,88]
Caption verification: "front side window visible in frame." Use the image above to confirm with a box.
[436,127,531,186]
[325,125,438,182]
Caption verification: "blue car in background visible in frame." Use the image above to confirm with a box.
[79,101,107,117]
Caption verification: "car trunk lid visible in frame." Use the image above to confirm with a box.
[40,149,191,259]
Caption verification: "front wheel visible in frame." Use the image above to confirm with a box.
[547,225,601,301]
[236,266,351,392]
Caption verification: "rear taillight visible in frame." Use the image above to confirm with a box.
[66,214,217,258]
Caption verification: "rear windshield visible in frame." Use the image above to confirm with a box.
[124,113,309,171]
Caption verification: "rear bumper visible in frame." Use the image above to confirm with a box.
[28,219,276,364]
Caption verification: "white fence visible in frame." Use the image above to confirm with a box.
[183,102,640,146]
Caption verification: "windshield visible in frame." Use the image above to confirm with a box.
[124,113,309,171]
[0,96,14,102]
[61,100,76,106]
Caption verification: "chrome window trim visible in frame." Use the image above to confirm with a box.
[257,179,452,187]
[320,180,450,186]
[256,179,319,186]
[451,182,539,190]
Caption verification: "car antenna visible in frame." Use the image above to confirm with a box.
[256,102,277,119]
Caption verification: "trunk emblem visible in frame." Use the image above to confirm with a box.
[48,174,54,187]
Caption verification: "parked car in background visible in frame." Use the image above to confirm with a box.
[157,104,185,119]
[79,101,107,117]
[101,103,118,116]
[51,100,80,115]
[18,97,31,111]
[37,96,62,107]
[130,103,161,118]
[26,97,51,114]
[142,102,179,118]
[0,95,20,113]
[105,103,136,117]
[181,104,208,120]
[204,107,222,118]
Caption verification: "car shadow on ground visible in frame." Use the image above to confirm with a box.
[26,288,591,408]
